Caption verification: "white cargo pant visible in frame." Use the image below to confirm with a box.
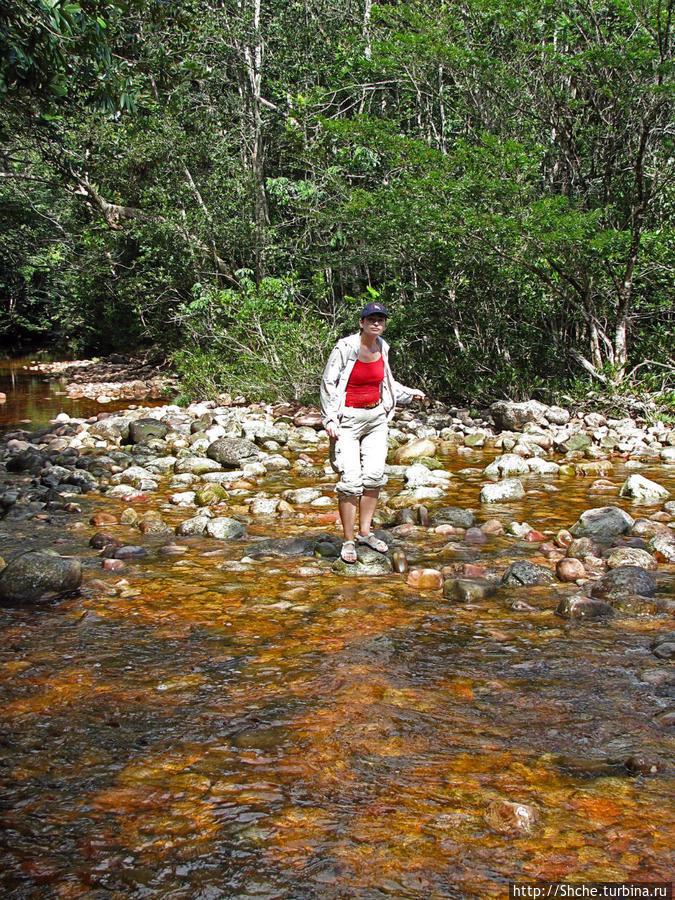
[330,404,388,497]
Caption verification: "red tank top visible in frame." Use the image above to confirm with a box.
[345,356,384,407]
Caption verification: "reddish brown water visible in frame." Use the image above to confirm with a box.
[0,356,159,433]
[0,374,673,898]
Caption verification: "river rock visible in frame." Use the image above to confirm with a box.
[648,531,675,562]
[174,456,223,475]
[484,798,539,834]
[661,447,675,463]
[406,568,444,590]
[556,558,586,582]
[207,437,259,467]
[128,418,169,445]
[483,454,530,478]
[138,514,172,535]
[502,561,555,587]
[88,416,131,443]
[545,405,571,425]
[443,577,498,602]
[619,474,670,505]
[6,449,49,475]
[195,483,228,506]
[394,437,437,464]
[0,551,82,605]
[651,632,675,660]
[205,517,247,540]
[112,545,148,559]
[249,497,280,516]
[527,458,561,476]
[176,515,210,536]
[556,594,615,619]
[245,537,315,558]
[404,464,451,488]
[590,565,657,601]
[480,479,525,503]
[490,400,548,432]
[606,547,658,570]
[566,537,601,560]
[570,506,634,538]
[331,547,394,576]
[282,487,322,505]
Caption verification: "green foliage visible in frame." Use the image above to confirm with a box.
[0,0,673,407]
[174,275,335,404]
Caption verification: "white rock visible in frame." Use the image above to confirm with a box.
[619,474,670,505]
[283,487,321,504]
[661,447,675,464]
[480,479,526,503]
[170,491,197,506]
[484,453,530,478]
[527,458,561,475]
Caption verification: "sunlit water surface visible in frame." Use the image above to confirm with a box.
[0,364,673,899]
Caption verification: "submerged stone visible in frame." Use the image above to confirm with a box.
[0,551,81,604]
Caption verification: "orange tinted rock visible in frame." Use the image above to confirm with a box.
[526,530,547,542]
[315,511,340,525]
[481,519,505,535]
[406,568,444,590]
[555,529,573,549]
[90,512,118,526]
[556,558,586,582]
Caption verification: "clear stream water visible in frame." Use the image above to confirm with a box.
[0,359,673,899]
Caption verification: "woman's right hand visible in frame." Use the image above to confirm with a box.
[325,422,339,439]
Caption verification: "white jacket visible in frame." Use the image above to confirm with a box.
[320,333,416,431]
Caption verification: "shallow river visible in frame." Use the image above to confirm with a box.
[0,361,673,899]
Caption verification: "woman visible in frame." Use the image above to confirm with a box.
[320,301,425,563]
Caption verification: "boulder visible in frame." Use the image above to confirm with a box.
[545,406,571,425]
[0,551,81,604]
[443,578,498,602]
[606,547,657,570]
[489,400,548,432]
[556,558,586,582]
[570,506,634,538]
[394,437,437,464]
[331,546,394,576]
[590,566,657,601]
[619,474,670,505]
[205,517,247,540]
[502,561,555,587]
[483,453,530,479]
[480,479,526,503]
[6,449,48,475]
[128,418,169,445]
[207,437,259,468]
[556,594,615,619]
[176,516,210,536]
[648,532,675,562]
[406,568,444,590]
[245,537,315,558]
[195,483,228,507]
[174,456,223,475]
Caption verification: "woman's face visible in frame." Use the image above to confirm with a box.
[360,314,387,338]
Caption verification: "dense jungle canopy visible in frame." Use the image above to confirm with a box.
[1,0,674,405]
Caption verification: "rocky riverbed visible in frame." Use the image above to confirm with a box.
[1,396,674,897]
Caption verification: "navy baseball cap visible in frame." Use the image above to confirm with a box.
[360,302,388,319]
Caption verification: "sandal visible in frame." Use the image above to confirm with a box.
[357,532,388,553]
[340,540,358,563]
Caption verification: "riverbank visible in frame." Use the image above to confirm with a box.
[21,352,178,403]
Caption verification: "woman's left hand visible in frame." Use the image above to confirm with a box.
[411,389,426,400]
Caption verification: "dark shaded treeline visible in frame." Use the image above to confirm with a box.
[1,0,673,404]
